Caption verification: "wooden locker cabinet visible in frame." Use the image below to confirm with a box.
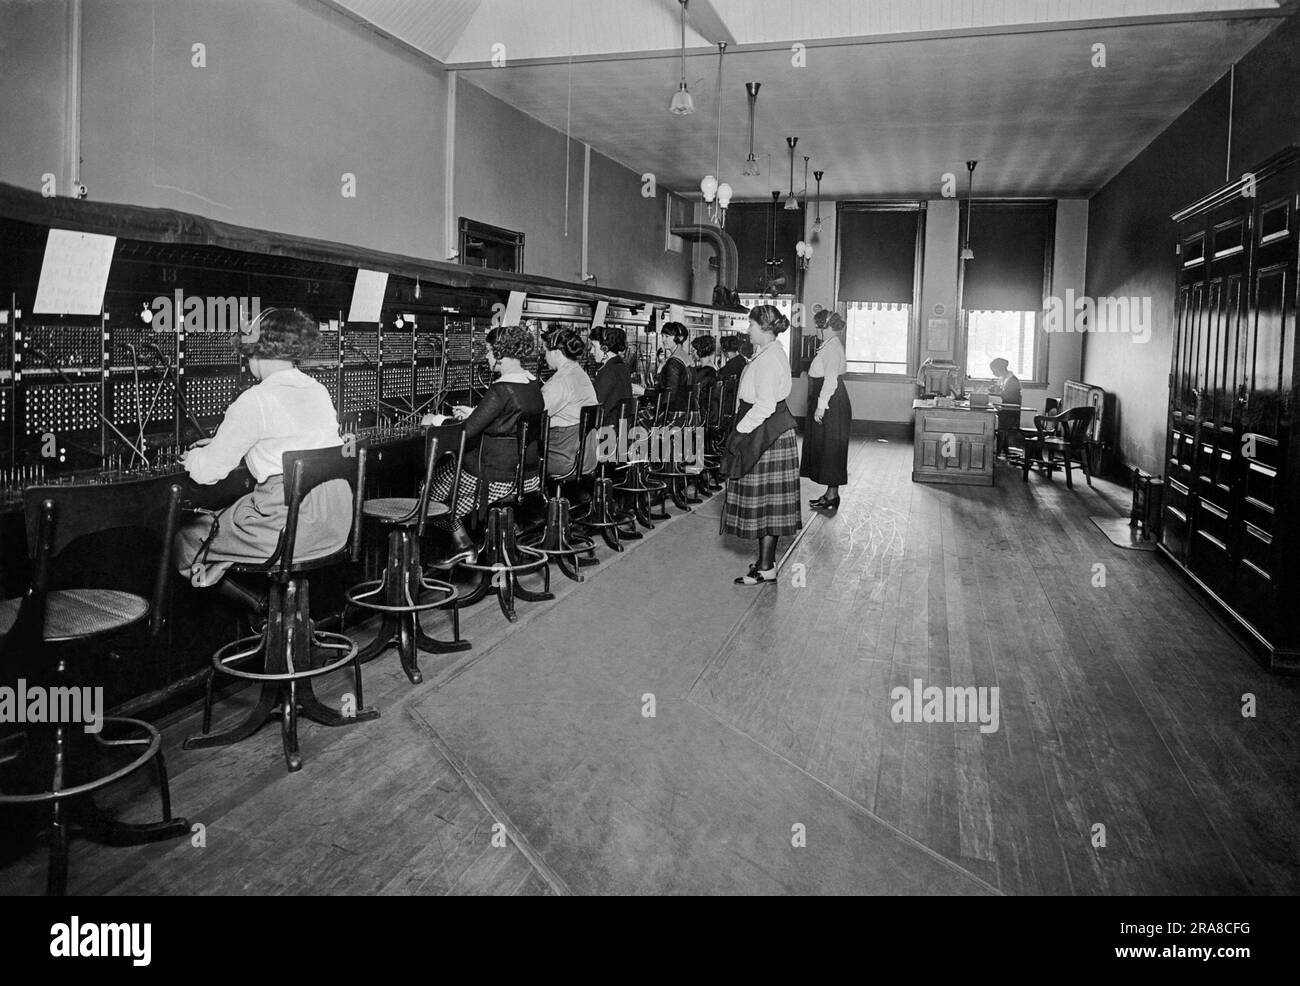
[1164,147,1300,672]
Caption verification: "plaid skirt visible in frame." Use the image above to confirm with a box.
[426,461,540,529]
[720,428,803,539]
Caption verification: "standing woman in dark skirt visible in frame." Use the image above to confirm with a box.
[801,308,852,510]
[719,305,802,585]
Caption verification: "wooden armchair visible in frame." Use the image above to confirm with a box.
[1021,405,1095,489]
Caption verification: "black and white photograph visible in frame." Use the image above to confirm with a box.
[0,0,1298,939]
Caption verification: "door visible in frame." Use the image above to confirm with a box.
[1186,208,1250,601]
[1233,189,1297,637]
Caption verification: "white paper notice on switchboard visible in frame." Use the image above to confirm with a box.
[33,229,117,316]
[347,269,389,323]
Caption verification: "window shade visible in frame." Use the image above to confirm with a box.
[961,202,1054,312]
[837,207,920,304]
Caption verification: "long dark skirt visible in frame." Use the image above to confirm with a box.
[720,428,803,539]
[800,376,852,486]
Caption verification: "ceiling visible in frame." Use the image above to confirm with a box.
[327,0,1295,200]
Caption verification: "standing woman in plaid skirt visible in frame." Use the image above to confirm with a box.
[719,304,802,585]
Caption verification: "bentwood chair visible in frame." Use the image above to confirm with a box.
[575,398,643,551]
[443,414,554,623]
[610,396,667,531]
[525,405,602,582]
[345,425,470,685]
[184,447,379,773]
[0,475,191,895]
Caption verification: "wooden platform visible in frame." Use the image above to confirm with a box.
[2,439,1297,895]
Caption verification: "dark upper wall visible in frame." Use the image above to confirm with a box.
[1084,13,1300,475]
[0,0,448,261]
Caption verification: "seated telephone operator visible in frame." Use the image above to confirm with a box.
[420,324,545,566]
[175,308,349,602]
[541,324,598,477]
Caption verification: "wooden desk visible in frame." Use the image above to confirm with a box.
[912,403,995,486]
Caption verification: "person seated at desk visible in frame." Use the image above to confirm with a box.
[988,357,1023,455]
[421,324,545,565]
[987,357,1022,406]
[589,325,633,417]
[175,308,348,598]
[718,335,748,381]
[541,324,597,476]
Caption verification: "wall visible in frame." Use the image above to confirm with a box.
[586,147,693,298]
[452,78,583,282]
[2,0,448,260]
[1084,13,1300,475]
[0,0,69,194]
[453,79,693,298]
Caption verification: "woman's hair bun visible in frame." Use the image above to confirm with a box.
[748,304,790,336]
[543,324,587,361]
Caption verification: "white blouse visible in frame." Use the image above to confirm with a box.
[808,334,847,412]
[542,359,597,427]
[735,340,792,434]
[185,367,341,485]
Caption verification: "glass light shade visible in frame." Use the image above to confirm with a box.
[700,174,718,201]
[805,244,814,259]
[742,154,760,177]
[140,304,153,323]
[783,192,799,211]
[669,84,695,115]
[961,246,975,261]
[813,218,822,233]
[716,182,732,207]
[795,240,808,257]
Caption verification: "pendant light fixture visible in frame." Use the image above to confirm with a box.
[699,43,732,226]
[812,170,824,236]
[784,136,799,210]
[961,160,977,261]
[669,0,695,115]
[742,83,761,176]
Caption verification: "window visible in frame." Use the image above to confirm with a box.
[835,202,925,376]
[964,310,1036,380]
[845,302,910,374]
[458,218,524,273]
[959,201,1054,383]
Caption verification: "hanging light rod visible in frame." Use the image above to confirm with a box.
[742,82,761,176]
[813,170,824,234]
[961,160,978,261]
[669,0,695,115]
[784,136,799,210]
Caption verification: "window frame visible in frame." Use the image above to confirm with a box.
[956,199,1055,389]
[832,200,927,383]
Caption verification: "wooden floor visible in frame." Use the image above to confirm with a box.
[2,438,1297,894]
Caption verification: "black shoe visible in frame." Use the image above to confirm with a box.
[813,496,841,511]
[734,567,776,586]
[433,526,478,568]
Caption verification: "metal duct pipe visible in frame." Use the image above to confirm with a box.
[671,222,740,307]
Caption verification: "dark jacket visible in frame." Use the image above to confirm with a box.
[693,364,717,412]
[463,378,545,481]
[719,355,747,380]
[658,354,691,412]
[595,355,633,417]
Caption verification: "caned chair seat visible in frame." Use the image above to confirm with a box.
[0,589,149,643]
[362,497,452,523]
